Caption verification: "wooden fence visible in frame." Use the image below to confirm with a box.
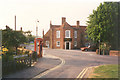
[2,53,37,76]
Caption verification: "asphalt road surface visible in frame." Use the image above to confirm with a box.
[26,45,118,78]
[41,48,118,78]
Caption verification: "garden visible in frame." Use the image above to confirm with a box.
[2,26,36,76]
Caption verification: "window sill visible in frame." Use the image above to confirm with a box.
[65,37,71,38]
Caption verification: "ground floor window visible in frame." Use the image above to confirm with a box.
[46,41,49,47]
[56,41,60,47]
[74,41,77,47]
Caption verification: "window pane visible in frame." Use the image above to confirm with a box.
[56,41,60,47]
[46,41,49,46]
[65,30,70,38]
[74,31,77,38]
[56,31,60,38]
[74,41,77,47]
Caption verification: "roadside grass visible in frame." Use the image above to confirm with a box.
[89,64,118,78]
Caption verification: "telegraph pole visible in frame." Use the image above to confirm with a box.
[35,20,39,53]
[15,15,16,31]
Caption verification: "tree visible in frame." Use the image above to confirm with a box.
[86,2,119,50]
[2,25,27,53]
[23,31,35,43]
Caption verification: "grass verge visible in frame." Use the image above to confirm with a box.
[89,64,118,78]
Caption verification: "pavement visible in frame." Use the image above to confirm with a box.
[4,54,61,78]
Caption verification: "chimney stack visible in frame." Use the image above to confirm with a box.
[77,21,80,27]
[20,27,22,31]
[62,17,66,24]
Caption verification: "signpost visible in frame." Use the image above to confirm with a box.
[0,30,2,79]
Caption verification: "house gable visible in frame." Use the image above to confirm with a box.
[62,22,71,28]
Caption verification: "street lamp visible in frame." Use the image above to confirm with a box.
[36,20,39,38]
[35,20,39,53]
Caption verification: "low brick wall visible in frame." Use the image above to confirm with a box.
[109,50,120,56]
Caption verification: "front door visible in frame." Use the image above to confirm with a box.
[65,42,71,50]
[66,42,69,49]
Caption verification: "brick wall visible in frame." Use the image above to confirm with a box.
[43,17,87,49]
[109,50,120,56]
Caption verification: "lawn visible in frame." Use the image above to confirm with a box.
[89,64,119,78]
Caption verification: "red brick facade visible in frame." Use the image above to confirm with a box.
[109,50,120,56]
[43,17,87,49]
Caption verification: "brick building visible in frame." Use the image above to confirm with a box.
[43,17,87,49]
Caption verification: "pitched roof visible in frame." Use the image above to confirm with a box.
[63,22,71,27]
[44,29,50,37]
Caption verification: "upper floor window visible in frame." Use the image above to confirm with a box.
[74,31,77,38]
[56,30,60,38]
[65,30,70,38]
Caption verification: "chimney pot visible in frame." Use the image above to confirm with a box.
[20,27,22,31]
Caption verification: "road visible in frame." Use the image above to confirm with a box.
[26,45,118,78]
[40,48,118,78]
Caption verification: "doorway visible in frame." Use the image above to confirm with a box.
[65,42,71,50]
[66,42,69,49]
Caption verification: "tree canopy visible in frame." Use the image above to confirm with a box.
[86,2,119,50]
[23,31,35,43]
[2,25,27,52]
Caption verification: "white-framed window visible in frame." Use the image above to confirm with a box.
[56,30,60,38]
[74,41,77,47]
[74,31,77,38]
[56,41,60,47]
[46,41,49,47]
[65,30,70,38]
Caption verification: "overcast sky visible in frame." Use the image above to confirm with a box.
[0,0,119,36]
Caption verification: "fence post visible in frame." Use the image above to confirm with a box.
[29,54,32,67]
[13,58,16,72]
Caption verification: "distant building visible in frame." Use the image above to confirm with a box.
[43,17,87,49]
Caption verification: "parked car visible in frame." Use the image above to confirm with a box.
[81,46,96,51]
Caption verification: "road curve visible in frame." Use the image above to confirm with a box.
[33,54,65,78]
[40,48,118,78]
